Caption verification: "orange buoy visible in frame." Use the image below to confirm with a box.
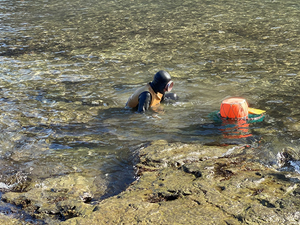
[220,98,248,119]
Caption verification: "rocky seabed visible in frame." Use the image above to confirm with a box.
[1,140,300,224]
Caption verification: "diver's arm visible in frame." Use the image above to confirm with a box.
[137,91,151,113]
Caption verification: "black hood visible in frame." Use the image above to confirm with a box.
[150,70,172,94]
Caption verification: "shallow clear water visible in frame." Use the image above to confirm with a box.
[1,0,300,205]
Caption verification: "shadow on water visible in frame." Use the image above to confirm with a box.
[48,106,141,199]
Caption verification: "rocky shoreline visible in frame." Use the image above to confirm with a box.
[1,140,300,224]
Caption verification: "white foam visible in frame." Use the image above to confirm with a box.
[0,182,13,190]
[290,161,300,174]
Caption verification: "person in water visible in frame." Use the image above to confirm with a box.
[126,70,178,112]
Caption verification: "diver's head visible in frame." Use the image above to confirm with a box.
[150,70,173,94]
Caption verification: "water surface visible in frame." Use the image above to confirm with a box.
[1,0,300,213]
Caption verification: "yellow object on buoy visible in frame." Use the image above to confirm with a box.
[220,98,248,119]
[248,107,266,115]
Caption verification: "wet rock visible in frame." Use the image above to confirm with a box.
[79,192,93,203]
[2,174,106,221]
[0,214,23,225]
[181,163,202,178]
[4,171,32,192]
[57,199,95,220]
[61,141,300,224]
[2,140,300,224]
[277,147,300,168]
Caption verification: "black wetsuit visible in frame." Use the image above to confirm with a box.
[137,71,178,112]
